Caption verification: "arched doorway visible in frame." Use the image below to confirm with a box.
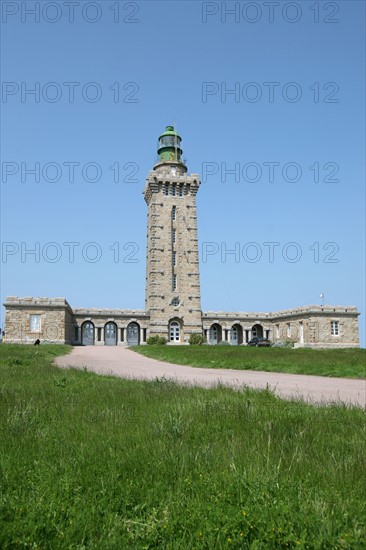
[104,322,117,346]
[209,323,222,345]
[127,322,140,346]
[231,324,243,345]
[82,321,95,346]
[169,320,181,342]
[252,324,263,338]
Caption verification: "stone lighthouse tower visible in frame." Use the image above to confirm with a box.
[144,126,202,343]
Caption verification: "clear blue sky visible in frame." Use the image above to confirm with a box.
[1,1,365,345]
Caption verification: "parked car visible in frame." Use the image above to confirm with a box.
[247,337,271,347]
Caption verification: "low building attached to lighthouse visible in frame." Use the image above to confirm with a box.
[3,126,361,348]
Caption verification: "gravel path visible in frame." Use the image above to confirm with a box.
[55,346,366,407]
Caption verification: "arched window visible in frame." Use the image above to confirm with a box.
[231,324,243,345]
[252,324,263,338]
[209,324,222,344]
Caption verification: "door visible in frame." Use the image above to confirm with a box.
[231,327,238,345]
[169,321,180,342]
[105,322,117,346]
[127,323,140,346]
[82,322,94,346]
[209,325,218,345]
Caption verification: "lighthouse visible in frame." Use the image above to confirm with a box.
[144,126,202,343]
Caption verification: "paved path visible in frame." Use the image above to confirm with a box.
[55,347,366,407]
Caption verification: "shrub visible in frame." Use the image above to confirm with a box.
[272,341,287,348]
[272,340,295,348]
[189,333,204,346]
[218,340,231,346]
[284,339,297,348]
[146,336,167,345]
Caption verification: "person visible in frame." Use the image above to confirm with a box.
[34,339,40,346]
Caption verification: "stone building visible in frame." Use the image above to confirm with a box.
[3,126,360,348]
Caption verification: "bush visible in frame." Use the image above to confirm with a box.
[189,333,204,346]
[271,341,286,348]
[146,336,167,345]
[283,339,297,348]
[218,340,231,346]
[272,340,294,348]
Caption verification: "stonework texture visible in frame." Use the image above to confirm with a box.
[3,136,361,349]
[4,297,72,344]
[4,298,360,348]
[144,162,202,343]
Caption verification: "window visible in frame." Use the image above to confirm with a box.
[172,297,180,307]
[179,184,184,197]
[30,314,41,332]
[161,135,177,147]
[163,183,169,195]
[171,184,176,196]
[287,323,291,338]
[172,206,176,220]
[173,251,177,266]
[252,324,263,338]
[172,229,176,244]
[172,274,177,291]
[331,321,339,336]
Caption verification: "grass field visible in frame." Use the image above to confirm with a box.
[133,346,366,379]
[1,344,365,548]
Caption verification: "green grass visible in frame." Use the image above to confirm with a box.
[132,346,366,378]
[0,344,365,548]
